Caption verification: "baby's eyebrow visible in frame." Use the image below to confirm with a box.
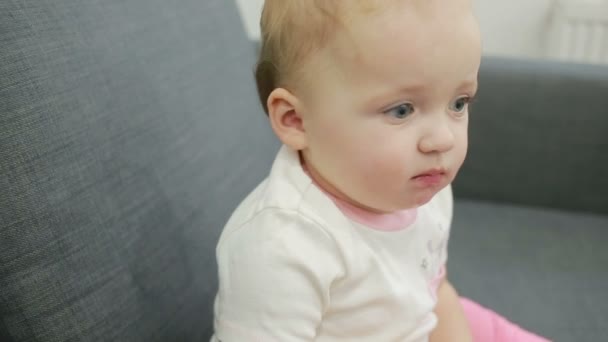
[387,83,428,97]
[367,77,479,107]
[458,79,479,93]
[400,78,478,94]
[398,83,428,92]
[365,83,427,107]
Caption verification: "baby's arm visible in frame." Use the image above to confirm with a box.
[429,186,471,341]
[429,270,472,342]
[213,209,343,341]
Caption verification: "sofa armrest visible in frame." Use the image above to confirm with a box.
[453,57,608,216]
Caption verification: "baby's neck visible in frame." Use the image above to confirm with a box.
[299,151,417,231]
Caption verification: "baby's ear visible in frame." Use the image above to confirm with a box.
[267,88,308,150]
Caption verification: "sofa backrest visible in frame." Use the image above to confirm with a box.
[0,0,278,340]
[454,57,608,216]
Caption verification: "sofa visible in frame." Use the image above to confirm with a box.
[1,0,606,341]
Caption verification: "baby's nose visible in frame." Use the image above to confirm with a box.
[418,121,456,153]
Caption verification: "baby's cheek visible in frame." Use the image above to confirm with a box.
[358,155,405,189]
[456,128,469,159]
[353,151,385,174]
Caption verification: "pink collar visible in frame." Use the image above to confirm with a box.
[325,191,418,232]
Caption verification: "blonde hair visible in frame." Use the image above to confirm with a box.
[255,1,383,114]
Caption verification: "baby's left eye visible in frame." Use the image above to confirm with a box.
[384,103,415,120]
[448,96,471,113]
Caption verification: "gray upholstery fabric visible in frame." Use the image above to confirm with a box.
[2,0,607,340]
[0,0,277,341]
[449,199,608,342]
[454,58,608,216]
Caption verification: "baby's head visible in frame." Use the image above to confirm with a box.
[257,0,481,212]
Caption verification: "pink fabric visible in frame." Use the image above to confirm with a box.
[460,298,551,342]
[429,265,446,301]
[330,195,418,231]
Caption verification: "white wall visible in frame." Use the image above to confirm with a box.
[235,0,264,40]
[473,0,553,59]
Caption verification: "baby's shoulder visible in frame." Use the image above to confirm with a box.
[216,190,350,285]
[219,178,346,251]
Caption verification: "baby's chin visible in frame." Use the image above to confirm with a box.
[384,188,445,211]
[355,183,449,213]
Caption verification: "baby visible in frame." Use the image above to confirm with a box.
[213,1,550,341]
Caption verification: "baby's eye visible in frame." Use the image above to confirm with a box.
[384,103,415,120]
[449,96,471,113]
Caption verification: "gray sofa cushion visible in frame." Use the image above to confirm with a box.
[0,0,277,340]
[449,199,608,342]
[454,58,608,216]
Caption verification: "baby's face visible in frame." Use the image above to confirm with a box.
[299,0,481,212]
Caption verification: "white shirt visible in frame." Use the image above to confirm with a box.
[212,146,453,341]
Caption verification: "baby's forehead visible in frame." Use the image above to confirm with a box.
[333,10,476,62]
[298,1,480,94]
[278,0,479,94]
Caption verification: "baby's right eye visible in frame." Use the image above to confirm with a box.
[384,103,415,120]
